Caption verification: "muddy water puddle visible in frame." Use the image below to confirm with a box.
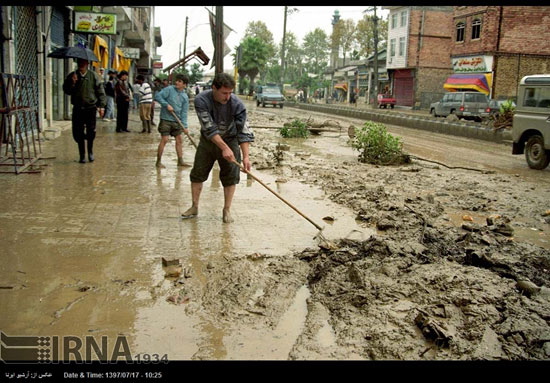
[131,164,373,359]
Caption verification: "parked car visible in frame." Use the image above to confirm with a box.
[511,74,550,170]
[488,99,516,118]
[430,91,490,121]
[377,93,396,109]
[256,84,285,108]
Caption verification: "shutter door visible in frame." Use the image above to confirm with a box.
[50,7,67,47]
[394,77,414,107]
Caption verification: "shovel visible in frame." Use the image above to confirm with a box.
[170,111,335,248]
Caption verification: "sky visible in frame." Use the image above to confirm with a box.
[154,6,389,74]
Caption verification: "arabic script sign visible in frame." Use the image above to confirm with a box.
[74,12,117,35]
[452,56,490,73]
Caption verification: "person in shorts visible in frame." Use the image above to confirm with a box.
[181,73,254,223]
[154,74,189,168]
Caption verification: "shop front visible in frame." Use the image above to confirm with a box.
[448,55,494,97]
[393,69,414,106]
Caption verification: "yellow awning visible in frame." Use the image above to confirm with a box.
[113,47,130,72]
[92,36,109,70]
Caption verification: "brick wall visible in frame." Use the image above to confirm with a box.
[415,67,453,109]
[500,7,550,54]
[494,55,550,100]
[408,9,453,69]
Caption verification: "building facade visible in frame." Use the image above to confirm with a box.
[0,6,161,132]
[451,6,550,101]
[385,6,454,109]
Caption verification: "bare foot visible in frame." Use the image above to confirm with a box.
[156,161,165,168]
[182,205,198,219]
[222,208,234,223]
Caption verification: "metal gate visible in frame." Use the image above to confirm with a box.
[13,6,39,133]
[0,7,44,174]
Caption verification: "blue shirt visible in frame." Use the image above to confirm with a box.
[155,85,189,128]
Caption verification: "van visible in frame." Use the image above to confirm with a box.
[511,74,550,170]
[430,91,490,121]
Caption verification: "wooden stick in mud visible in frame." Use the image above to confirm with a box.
[170,111,325,233]
[231,159,324,232]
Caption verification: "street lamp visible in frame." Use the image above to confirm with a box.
[363,6,378,108]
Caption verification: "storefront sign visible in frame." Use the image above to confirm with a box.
[378,72,389,81]
[119,47,140,59]
[452,56,492,73]
[137,67,153,75]
[74,12,116,35]
[153,62,163,69]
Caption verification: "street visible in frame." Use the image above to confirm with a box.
[1,100,549,361]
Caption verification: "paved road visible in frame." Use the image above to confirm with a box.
[246,100,550,185]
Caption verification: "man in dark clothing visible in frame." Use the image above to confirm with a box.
[115,70,131,133]
[181,73,254,223]
[62,58,106,163]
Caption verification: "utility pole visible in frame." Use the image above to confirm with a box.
[182,16,188,70]
[215,6,224,74]
[280,7,298,88]
[364,6,379,108]
[280,6,287,87]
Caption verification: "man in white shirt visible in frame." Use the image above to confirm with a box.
[136,75,153,133]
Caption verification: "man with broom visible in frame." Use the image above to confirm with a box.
[181,73,254,223]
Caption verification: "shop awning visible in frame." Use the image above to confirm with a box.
[92,36,109,70]
[443,73,492,95]
[334,83,348,91]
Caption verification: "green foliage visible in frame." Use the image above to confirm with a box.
[280,119,310,138]
[173,63,204,85]
[500,99,516,114]
[238,76,250,95]
[350,121,404,165]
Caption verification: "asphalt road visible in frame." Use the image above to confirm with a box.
[246,100,550,186]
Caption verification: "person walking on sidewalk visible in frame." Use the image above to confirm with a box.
[150,78,163,126]
[103,70,116,121]
[154,73,190,168]
[132,80,141,110]
[115,70,131,133]
[136,75,153,133]
[181,73,254,223]
[62,58,106,163]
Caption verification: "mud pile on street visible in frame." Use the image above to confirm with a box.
[238,120,550,360]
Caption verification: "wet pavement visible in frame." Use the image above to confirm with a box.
[0,108,367,360]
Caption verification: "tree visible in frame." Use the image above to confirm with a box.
[356,14,388,59]
[336,19,358,66]
[279,31,302,84]
[173,62,204,85]
[239,36,270,95]
[244,21,277,64]
[302,28,330,75]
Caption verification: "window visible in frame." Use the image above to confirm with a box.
[401,11,407,27]
[472,18,481,40]
[456,22,465,42]
[391,14,398,29]
[399,36,405,56]
[524,87,550,108]
[390,39,396,57]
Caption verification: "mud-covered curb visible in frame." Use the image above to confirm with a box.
[285,102,512,143]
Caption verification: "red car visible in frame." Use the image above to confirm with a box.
[377,93,396,109]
